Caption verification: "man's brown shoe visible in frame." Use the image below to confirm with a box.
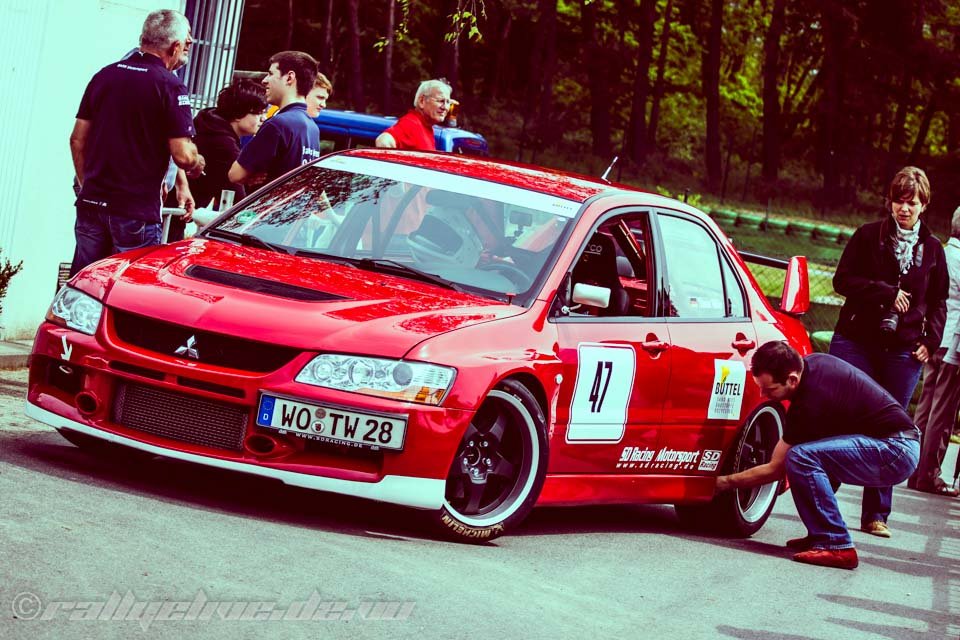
[915,483,960,497]
[862,520,891,538]
[792,547,859,570]
[786,535,815,550]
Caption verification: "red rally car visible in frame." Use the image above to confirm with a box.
[26,149,811,542]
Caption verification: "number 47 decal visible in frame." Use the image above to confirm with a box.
[589,361,613,413]
[568,343,636,442]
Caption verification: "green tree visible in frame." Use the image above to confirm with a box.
[0,249,23,317]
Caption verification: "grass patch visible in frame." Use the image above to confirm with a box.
[723,225,843,266]
[723,224,844,334]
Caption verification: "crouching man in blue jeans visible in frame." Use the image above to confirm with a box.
[716,341,920,570]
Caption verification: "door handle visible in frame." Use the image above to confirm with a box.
[732,338,756,351]
[641,338,669,353]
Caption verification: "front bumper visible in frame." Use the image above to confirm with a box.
[26,402,445,509]
[27,321,472,510]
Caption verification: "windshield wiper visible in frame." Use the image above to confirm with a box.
[203,228,289,254]
[291,248,356,266]
[353,258,462,291]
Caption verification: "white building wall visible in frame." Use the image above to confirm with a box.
[0,0,182,340]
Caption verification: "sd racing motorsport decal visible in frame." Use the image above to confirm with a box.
[617,447,723,471]
[707,359,746,420]
[567,343,635,442]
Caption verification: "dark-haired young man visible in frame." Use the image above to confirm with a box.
[190,79,268,211]
[228,51,321,187]
[715,341,920,569]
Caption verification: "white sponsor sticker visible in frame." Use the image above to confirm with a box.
[697,449,723,472]
[178,94,190,106]
[567,343,635,442]
[616,446,715,471]
[707,359,746,420]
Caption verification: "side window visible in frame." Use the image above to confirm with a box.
[659,215,738,319]
[569,214,652,317]
[720,255,747,317]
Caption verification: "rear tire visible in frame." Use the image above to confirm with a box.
[675,403,785,537]
[433,379,548,542]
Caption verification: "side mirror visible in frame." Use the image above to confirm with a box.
[780,256,810,315]
[572,283,611,309]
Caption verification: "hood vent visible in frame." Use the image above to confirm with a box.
[185,265,348,302]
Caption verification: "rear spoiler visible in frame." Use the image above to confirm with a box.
[738,251,810,316]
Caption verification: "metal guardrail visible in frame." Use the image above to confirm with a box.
[160,207,187,244]
[738,251,789,269]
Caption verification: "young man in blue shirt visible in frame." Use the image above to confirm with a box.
[228,51,321,188]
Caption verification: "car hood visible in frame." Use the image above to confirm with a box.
[92,239,525,357]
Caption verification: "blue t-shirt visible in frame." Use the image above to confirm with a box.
[76,52,195,221]
[782,353,914,444]
[235,103,320,183]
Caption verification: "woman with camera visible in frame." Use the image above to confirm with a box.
[830,166,949,536]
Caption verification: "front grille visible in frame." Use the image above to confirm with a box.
[110,360,165,380]
[113,382,248,451]
[177,376,245,398]
[112,310,301,373]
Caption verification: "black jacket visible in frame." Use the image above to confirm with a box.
[833,216,948,351]
[190,108,244,210]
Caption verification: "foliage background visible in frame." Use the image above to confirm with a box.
[235,0,960,236]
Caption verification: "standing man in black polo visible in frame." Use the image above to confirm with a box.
[69,9,204,276]
[228,51,321,188]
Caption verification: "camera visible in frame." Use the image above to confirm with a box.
[879,309,900,335]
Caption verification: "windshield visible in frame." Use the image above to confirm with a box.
[206,158,575,301]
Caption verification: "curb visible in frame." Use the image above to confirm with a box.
[0,340,32,370]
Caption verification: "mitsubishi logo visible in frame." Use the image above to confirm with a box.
[174,335,199,360]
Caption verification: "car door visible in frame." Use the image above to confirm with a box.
[551,211,672,474]
[654,211,760,474]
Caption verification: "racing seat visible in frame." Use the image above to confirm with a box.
[407,205,483,268]
[572,232,629,316]
[408,215,464,259]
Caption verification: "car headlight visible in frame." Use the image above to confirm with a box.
[296,354,456,405]
[46,287,103,335]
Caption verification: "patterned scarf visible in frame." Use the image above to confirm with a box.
[892,222,920,275]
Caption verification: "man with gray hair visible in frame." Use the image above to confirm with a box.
[375,79,452,151]
[909,205,960,496]
[69,8,204,275]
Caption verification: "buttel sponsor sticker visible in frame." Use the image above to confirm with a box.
[707,359,745,420]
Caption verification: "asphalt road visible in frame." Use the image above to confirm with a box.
[1,367,958,640]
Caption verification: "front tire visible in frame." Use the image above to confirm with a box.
[434,379,548,542]
[675,402,785,537]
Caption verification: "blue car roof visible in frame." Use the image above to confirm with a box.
[313,109,488,154]
[314,110,398,137]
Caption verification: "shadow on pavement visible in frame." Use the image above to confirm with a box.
[715,625,824,640]
[3,430,448,544]
[818,571,960,639]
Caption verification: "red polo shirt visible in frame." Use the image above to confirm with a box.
[383,110,437,151]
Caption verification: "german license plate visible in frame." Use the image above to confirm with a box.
[256,394,406,450]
